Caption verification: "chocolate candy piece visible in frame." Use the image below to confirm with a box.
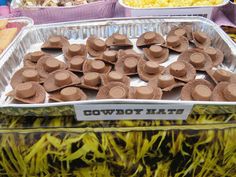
[212,82,236,101]
[193,31,211,49]
[96,82,129,99]
[191,84,212,101]
[203,47,224,66]
[83,60,112,74]
[41,35,69,50]
[167,25,193,41]
[101,71,130,86]
[165,36,189,53]
[206,68,232,84]
[143,45,169,63]
[166,61,196,82]
[68,56,85,73]
[137,59,164,82]
[177,48,213,71]
[10,68,44,89]
[43,70,80,92]
[63,44,87,60]
[136,32,165,47]
[180,79,214,101]
[128,85,162,100]
[105,33,133,48]
[80,72,101,90]
[87,36,106,57]
[36,56,67,78]
[49,87,87,102]
[7,82,46,104]
[95,50,118,64]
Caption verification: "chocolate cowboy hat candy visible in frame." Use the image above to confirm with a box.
[7,82,46,104]
[63,44,87,61]
[230,74,236,83]
[212,82,236,101]
[80,72,101,90]
[67,56,86,73]
[167,25,192,41]
[177,48,213,71]
[101,71,130,86]
[83,60,112,74]
[128,85,162,100]
[165,35,189,53]
[192,31,211,49]
[105,33,133,48]
[36,56,67,79]
[10,67,44,88]
[49,87,87,102]
[24,51,49,68]
[149,74,185,92]
[95,50,118,65]
[203,47,224,66]
[117,49,140,60]
[41,35,69,50]
[43,70,80,92]
[180,79,214,101]
[96,82,129,99]
[165,61,196,82]
[87,36,107,57]
[206,68,232,84]
[137,59,165,82]
[143,45,169,63]
[115,53,141,76]
[136,31,165,47]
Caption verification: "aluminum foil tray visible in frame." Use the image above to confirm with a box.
[0,17,236,118]
[0,17,33,59]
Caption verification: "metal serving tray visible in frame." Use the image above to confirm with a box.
[0,17,33,59]
[0,17,235,118]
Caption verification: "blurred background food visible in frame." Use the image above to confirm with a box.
[22,0,98,6]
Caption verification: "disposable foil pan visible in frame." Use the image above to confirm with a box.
[10,0,117,24]
[0,17,236,119]
[0,17,33,59]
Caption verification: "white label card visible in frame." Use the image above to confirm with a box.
[74,103,193,121]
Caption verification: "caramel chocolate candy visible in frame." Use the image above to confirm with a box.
[36,56,67,79]
[101,71,130,86]
[177,48,213,71]
[115,53,141,76]
[181,79,214,101]
[68,56,86,73]
[203,47,224,66]
[128,85,162,100]
[165,36,189,53]
[166,61,196,82]
[105,33,133,48]
[96,82,129,99]
[149,74,185,92]
[80,72,101,90]
[206,68,232,84]
[83,60,111,74]
[137,59,164,82]
[7,82,46,104]
[212,82,236,101]
[136,32,165,47]
[10,68,44,89]
[41,35,69,50]
[167,25,193,41]
[95,50,118,64]
[143,45,169,64]
[43,70,80,92]
[193,31,211,49]
[49,87,87,102]
[24,51,49,68]
[87,36,107,57]
[63,44,87,60]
